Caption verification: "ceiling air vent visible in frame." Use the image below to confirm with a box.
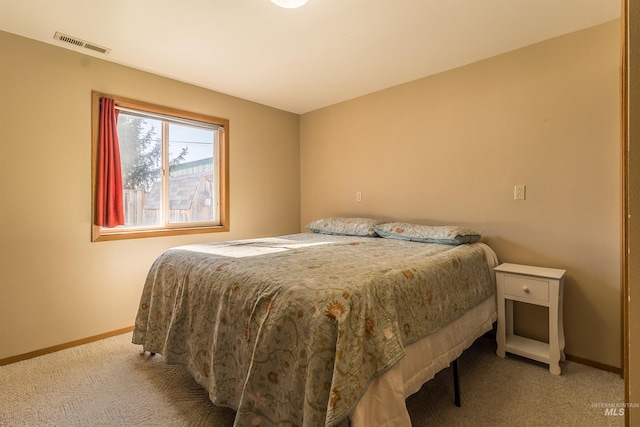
[53,32,111,55]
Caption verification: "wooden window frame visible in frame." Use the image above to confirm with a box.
[91,91,230,241]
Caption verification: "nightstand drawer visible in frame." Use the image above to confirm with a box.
[504,274,549,302]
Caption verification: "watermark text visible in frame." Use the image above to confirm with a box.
[592,402,639,416]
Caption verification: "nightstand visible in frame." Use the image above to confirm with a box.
[495,263,566,375]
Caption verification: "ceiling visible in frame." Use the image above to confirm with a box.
[0,0,621,114]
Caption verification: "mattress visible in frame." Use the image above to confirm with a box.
[132,233,497,426]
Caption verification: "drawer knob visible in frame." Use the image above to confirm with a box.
[522,286,530,293]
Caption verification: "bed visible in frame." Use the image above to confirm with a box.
[132,219,498,427]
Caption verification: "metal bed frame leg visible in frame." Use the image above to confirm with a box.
[451,358,461,407]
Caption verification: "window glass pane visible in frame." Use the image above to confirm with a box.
[117,113,163,228]
[168,123,216,224]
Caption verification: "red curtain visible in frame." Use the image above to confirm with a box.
[96,97,125,228]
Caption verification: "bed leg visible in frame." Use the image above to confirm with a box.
[451,358,461,407]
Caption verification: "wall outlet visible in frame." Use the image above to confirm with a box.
[514,185,526,200]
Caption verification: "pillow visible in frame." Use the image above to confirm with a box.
[374,222,481,245]
[306,217,383,237]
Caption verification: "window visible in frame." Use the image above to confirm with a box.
[91,92,229,241]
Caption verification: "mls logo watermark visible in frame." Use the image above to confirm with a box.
[603,407,624,416]
[592,402,638,416]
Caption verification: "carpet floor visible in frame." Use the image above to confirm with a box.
[0,332,624,426]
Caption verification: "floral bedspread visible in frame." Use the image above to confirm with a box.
[132,233,494,426]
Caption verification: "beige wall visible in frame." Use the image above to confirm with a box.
[301,21,621,368]
[0,31,301,360]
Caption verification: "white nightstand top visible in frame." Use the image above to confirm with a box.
[494,263,566,280]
